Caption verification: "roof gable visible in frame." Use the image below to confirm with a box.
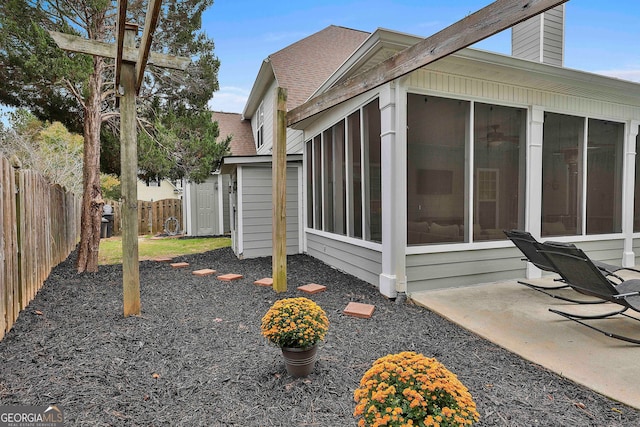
[270,25,369,110]
[244,25,369,117]
[313,28,423,97]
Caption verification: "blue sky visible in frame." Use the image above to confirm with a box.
[2,0,638,123]
[204,0,640,114]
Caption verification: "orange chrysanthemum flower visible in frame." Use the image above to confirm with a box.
[261,297,329,349]
[354,352,480,427]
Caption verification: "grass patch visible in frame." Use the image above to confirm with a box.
[98,235,231,265]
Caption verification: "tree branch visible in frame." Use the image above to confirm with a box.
[101,111,119,122]
[62,77,86,108]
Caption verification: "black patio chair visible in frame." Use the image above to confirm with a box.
[503,229,568,289]
[537,240,640,345]
[504,230,640,304]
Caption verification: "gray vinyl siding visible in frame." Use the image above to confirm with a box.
[255,82,276,155]
[252,82,304,155]
[512,5,563,66]
[406,239,627,294]
[306,233,382,287]
[575,239,626,266]
[512,15,542,62]
[222,174,231,234]
[634,238,640,266]
[542,6,564,66]
[406,247,525,294]
[286,128,305,154]
[240,165,299,258]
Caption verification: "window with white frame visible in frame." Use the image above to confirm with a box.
[406,94,526,245]
[146,177,161,187]
[473,102,526,241]
[256,102,264,149]
[306,98,381,243]
[541,113,623,236]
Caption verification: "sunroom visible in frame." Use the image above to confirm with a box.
[298,45,640,298]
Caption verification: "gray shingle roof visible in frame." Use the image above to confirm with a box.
[269,25,369,110]
[212,111,256,156]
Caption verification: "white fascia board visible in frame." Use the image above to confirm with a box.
[313,28,423,98]
[450,48,640,105]
[242,59,276,120]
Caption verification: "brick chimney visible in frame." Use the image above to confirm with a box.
[512,4,565,67]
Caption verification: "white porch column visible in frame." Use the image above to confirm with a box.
[378,81,406,298]
[623,121,639,267]
[526,106,545,279]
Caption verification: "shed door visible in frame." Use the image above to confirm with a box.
[194,179,218,236]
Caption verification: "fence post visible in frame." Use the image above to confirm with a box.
[0,157,7,339]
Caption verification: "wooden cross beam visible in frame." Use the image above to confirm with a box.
[47,31,190,72]
[135,0,163,94]
[287,0,567,125]
[114,0,128,89]
[49,0,190,317]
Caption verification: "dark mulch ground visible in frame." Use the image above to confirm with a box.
[1,246,638,426]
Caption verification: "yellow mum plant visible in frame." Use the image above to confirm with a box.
[261,297,329,349]
[354,351,480,427]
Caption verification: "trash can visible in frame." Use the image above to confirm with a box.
[101,204,114,238]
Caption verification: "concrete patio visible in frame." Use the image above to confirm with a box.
[410,277,640,410]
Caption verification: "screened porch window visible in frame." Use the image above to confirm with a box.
[407,95,525,245]
[541,113,623,236]
[407,95,467,244]
[348,111,363,238]
[322,121,346,235]
[473,103,526,241]
[586,119,623,234]
[313,135,322,228]
[305,99,381,243]
[363,100,382,242]
[306,139,313,228]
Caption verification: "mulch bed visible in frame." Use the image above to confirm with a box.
[1,246,638,426]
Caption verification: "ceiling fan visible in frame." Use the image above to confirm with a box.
[552,142,615,164]
[479,124,519,147]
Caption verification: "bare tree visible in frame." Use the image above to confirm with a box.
[0,111,83,194]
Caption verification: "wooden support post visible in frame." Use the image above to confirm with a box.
[272,87,288,292]
[121,23,141,316]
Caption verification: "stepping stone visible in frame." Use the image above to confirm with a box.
[254,277,273,287]
[153,256,173,263]
[297,283,327,294]
[192,269,217,276]
[217,273,243,281]
[170,262,189,269]
[343,302,375,319]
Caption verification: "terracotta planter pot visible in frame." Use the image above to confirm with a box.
[281,345,318,377]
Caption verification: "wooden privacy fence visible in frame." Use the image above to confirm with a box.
[106,198,182,236]
[1,155,81,341]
